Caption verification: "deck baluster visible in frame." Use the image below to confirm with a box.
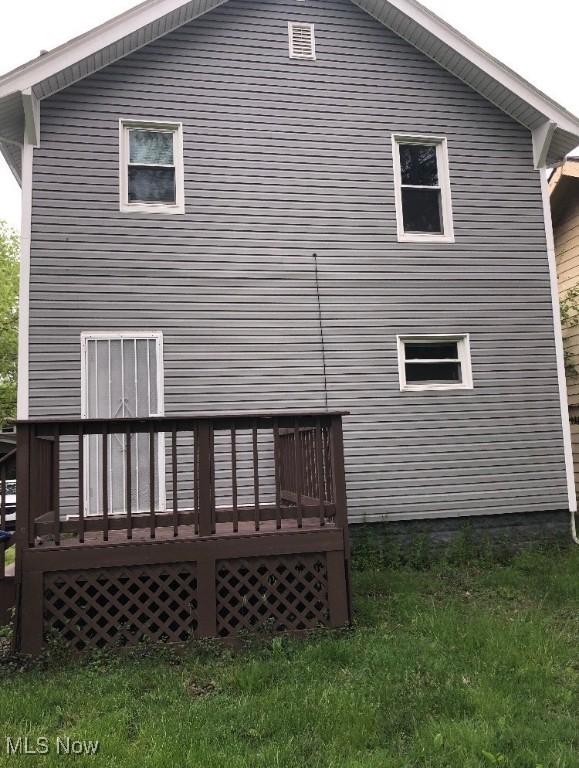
[294,420,303,529]
[315,419,325,526]
[102,427,109,542]
[78,429,84,543]
[193,425,200,535]
[149,425,156,539]
[273,421,282,530]
[126,426,132,540]
[171,425,178,537]
[231,427,238,533]
[252,425,260,531]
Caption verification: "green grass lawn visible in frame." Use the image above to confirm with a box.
[4,544,15,568]
[0,547,577,767]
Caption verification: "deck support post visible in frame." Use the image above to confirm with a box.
[18,570,44,656]
[328,415,352,623]
[14,424,32,652]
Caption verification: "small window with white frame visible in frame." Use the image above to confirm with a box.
[397,335,472,391]
[288,22,316,59]
[392,135,454,243]
[120,120,184,214]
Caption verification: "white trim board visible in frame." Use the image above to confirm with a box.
[119,118,185,215]
[16,142,32,420]
[391,133,455,244]
[396,334,473,392]
[539,167,577,513]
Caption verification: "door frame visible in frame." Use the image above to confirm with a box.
[80,330,166,516]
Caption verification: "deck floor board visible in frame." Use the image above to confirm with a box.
[35,516,334,549]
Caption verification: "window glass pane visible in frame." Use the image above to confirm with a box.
[405,342,458,360]
[399,144,438,186]
[129,129,174,165]
[401,187,443,233]
[128,166,176,203]
[405,362,461,384]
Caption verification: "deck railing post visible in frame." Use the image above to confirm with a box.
[15,423,46,655]
[16,424,32,550]
[328,414,352,624]
[51,426,60,546]
[197,420,215,537]
[328,415,348,529]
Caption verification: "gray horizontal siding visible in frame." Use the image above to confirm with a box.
[29,0,568,522]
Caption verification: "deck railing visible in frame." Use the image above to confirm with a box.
[16,411,348,547]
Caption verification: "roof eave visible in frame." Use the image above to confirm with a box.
[0,0,577,167]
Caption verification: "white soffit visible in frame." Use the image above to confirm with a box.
[1,0,579,183]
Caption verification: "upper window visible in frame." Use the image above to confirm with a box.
[397,335,473,391]
[392,135,454,243]
[119,120,184,214]
[288,22,316,59]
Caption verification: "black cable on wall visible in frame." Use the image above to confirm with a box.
[313,252,329,409]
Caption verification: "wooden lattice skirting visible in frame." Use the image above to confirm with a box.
[16,528,350,653]
[216,554,330,637]
[44,564,199,651]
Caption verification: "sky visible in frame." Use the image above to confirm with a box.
[1,0,578,232]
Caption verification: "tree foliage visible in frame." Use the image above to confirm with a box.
[0,221,19,427]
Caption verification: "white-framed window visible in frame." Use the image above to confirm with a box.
[392,134,454,243]
[397,334,473,391]
[288,22,316,59]
[80,331,166,516]
[119,119,184,214]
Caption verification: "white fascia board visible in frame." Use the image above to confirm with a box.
[352,0,579,139]
[0,0,196,99]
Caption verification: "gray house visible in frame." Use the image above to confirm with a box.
[1,0,579,650]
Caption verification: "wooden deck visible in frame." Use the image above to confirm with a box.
[11,411,351,653]
[36,515,334,549]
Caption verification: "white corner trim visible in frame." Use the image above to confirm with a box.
[17,142,33,420]
[118,118,185,215]
[21,89,40,147]
[396,333,473,392]
[391,134,455,243]
[532,120,556,170]
[540,167,577,512]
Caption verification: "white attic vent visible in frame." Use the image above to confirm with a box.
[288,22,316,60]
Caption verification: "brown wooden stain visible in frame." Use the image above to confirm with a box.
[13,411,351,653]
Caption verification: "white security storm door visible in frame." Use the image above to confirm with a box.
[81,333,165,516]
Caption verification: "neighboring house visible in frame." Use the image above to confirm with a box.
[550,158,579,501]
[0,0,578,652]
